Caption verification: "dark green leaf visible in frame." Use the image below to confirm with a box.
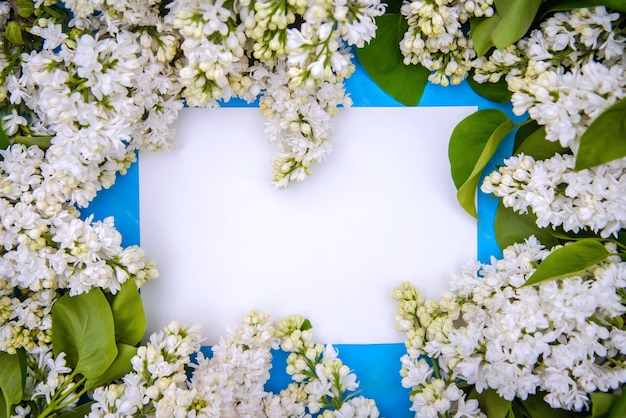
[5,22,24,46]
[514,123,569,160]
[609,388,626,418]
[56,401,95,418]
[40,5,70,21]
[523,240,610,286]
[514,120,539,152]
[16,349,26,391]
[494,202,560,250]
[470,388,514,418]
[109,280,146,346]
[0,395,6,418]
[86,343,136,388]
[357,14,430,106]
[383,0,403,14]
[549,228,609,242]
[301,319,313,331]
[15,0,34,17]
[575,98,626,171]
[491,0,542,50]
[52,289,118,380]
[0,352,23,418]
[591,392,616,418]
[467,70,512,103]
[539,0,626,16]
[449,109,515,218]
[522,393,576,417]
[0,121,9,152]
[470,14,502,57]
[511,399,531,418]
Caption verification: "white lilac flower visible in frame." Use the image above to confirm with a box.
[275,315,380,415]
[8,12,181,206]
[169,0,248,106]
[29,22,68,51]
[508,62,626,151]
[91,321,203,417]
[287,0,384,85]
[185,312,276,415]
[473,7,625,84]
[29,348,76,405]
[89,315,276,416]
[1,109,28,136]
[334,0,386,48]
[102,0,166,28]
[259,58,351,188]
[481,153,626,237]
[400,0,490,86]
[395,237,626,412]
[0,142,158,351]
[471,7,626,157]
[263,383,308,417]
[165,0,382,188]
[333,396,380,418]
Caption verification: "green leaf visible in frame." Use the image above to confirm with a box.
[52,289,118,380]
[383,0,403,14]
[0,352,23,418]
[301,319,313,331]
[539,0,626,16]
[86,343,136,388]
[109,281,146,346]
[523,240,611,286]
[575,98,626,171]
[449,109,515,218]
[514,123,569,160]
[467,70,512,103]
[15,0,34,17]
[491,0,542,50]
[547,229,618,248]
[514,120,539,151]
[5,22,24,46]
[470,14,502,57]
[0,395,6,418]
[357,14,430,106]
[591,392,617,418]
[521,393,576,418]
[609,388,626,418]
[470,388,514,418]
[493,0,512,12]
[0,121,9,152]
[12,135,53,150]
[449,109,511,189]
[511,399,530,418]
[494,202,560,250]
[56,401,95,418]
[16,349,27,391]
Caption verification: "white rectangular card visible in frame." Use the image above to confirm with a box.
[139,106,476,344]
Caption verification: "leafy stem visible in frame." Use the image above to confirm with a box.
[37,373,86,418]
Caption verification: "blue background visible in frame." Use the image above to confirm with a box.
[84,56,520,417]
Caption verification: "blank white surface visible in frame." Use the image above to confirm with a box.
[139,106,476,344]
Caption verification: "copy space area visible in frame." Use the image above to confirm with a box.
[139,106,476,344]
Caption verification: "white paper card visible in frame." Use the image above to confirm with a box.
[139,106,476,344]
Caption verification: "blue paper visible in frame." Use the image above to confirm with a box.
[86,55,518,417]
